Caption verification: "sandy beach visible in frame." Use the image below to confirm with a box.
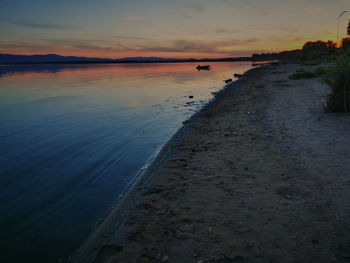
[87,64,350,263]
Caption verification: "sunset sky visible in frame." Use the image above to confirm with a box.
[1,0,349,58]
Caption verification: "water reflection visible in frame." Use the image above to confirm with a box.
[0,62,252,262]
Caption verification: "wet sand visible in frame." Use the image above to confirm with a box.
[91,64,350,263]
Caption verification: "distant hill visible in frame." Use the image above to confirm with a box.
[0,54,112,64]
[0,52,303,64]
[0,54,252,64]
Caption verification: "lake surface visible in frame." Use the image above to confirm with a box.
[0,62,252,262]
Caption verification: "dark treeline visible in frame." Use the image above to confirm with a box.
[252,50,301,62]
[252,37,350,63]
[301,38,350,61]
[284,21,350,113]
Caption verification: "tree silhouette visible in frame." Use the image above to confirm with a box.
[301,40,337,60]
[342,38,350,49]
[302,40,336,51]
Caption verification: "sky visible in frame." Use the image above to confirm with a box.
[0,0,349,58]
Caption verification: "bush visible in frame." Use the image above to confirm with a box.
[299,59,324,66]
[322,57,350,112]
[314,67,327,76]
[289,69,316,79]
[289,67,326,80]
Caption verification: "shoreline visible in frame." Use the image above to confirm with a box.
[69,67,258,263]
[90,62,350,263]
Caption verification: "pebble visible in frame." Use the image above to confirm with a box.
[162,255,169,262]
[247,110,257,115]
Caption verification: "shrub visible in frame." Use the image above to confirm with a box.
[289,69,316,79]
[299,59,324,66]
[314,67,327,76]
[289,67,327,80]
[322,57,350,112]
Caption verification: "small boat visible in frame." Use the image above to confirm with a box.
[196,65,211,70]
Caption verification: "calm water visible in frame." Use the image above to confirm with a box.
[0,62,252,262]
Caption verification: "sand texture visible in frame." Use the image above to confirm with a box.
[94,64,350,263]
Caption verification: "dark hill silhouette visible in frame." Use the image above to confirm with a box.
[0,53,253,64]
[1,52,303,65]
[0,54,111,63]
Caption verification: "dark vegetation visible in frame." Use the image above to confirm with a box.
[252,50,301,62]
[323,57,350,112]
[289,67,327,80]
[300,40,337,61]
[286,21,350,112]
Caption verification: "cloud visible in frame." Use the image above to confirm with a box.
[182,14,193,20]
[0,17,76,30]
[178,2,206,20]
[0,34,308,58]
[0,37,262,56]
[249,27,299,33]
[137,40,215,53]
[119,15,145,23]
[185,3,205,12]
[215,28,243,34]
[303,6,322,14]
[0,41,50,51]
[131,38,265,55]
[218,0,270,17]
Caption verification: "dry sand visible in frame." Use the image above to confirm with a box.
[92,64,350,263]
